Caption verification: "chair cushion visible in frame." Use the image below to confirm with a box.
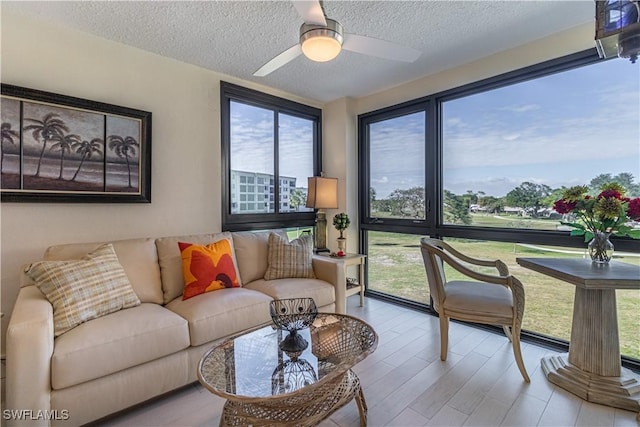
[264,233,315,280]
[165,288,273,346]
[26,244,141,336]
[179,239,241,300]
[43,237,163,304]
[156,232,239,304]
[244,278,335,309]
[443,280,513,318]
[51,303,189,389]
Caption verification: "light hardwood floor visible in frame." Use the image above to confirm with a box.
[98,297,639,427]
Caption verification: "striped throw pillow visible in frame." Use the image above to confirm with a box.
[264,233,315,280]
[25,243,140,336]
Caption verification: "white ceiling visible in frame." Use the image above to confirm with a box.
[3,1,596,103]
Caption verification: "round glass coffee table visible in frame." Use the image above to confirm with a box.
[198,313,378,427]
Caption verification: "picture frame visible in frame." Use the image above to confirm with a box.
[1,84,151,203]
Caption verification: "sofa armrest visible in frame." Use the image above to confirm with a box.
[6,285,54,427]
[312,257,346,314]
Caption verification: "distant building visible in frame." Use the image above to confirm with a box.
[230,170,304,214]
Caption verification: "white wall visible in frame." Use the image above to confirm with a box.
[0,10,320,351]
[322,97,358,252]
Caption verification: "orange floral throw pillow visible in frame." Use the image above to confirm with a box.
[178,239,240,300]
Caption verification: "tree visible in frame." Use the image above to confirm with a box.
[108,135,139,188]
[50,133,81,179]
[589,172,640,197]
[444,190,471,224]
[1,122,19,171]
[387,187,424,218]
[289,188,306,211]
[70,138,103,181]
[478,195,504,214]
[588,173,613,193]
[505,182,552,217]
[23,113,69,177]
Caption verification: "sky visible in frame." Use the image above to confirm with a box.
[228,57,639,199]
[371,57,640,198]
[230,101,314,187]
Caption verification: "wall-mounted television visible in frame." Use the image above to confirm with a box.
[595,0,640,63]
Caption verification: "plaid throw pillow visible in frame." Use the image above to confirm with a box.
[264,233,315,280]
[25,243,140,336]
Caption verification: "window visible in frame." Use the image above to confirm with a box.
[359,50,640,365]
[367,110,426,222]
[221,82,321,230]
[442,57,640,230]
[365,230,429,306]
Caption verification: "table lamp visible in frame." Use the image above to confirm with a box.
[306,176,338,252]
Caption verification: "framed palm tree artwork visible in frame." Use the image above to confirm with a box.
[1,84,151,202]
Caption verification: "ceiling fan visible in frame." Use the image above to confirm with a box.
[253,0,422,77]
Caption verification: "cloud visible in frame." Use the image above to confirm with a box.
[446,117,463,127]
[372,176,389,184]
[502,133,520,141]
[499,104,541,113]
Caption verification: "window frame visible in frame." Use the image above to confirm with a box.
[221,82,322,231]
[359,49,639,253]
[358,48,640,369]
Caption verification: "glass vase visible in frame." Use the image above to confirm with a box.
[588,231,614,264]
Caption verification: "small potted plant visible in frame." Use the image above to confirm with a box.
[332,212,350,254]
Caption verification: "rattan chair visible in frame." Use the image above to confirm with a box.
[420,237,530,382]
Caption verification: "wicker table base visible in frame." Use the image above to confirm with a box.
[219,369,367,427]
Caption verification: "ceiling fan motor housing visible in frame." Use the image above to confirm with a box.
[300,18,344,62]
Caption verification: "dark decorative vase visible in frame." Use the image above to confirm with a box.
[270,298,318,360]
[588,231,614,264]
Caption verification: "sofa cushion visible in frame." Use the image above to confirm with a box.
[26,244,141,337]
[232,230,287,284]
[179,239,241,300]
[44,237,163,304]
[156,232,239,304]
[165,288,273,346]
[51,303,189,389]
[244,278,335,309]
[264,233,316,280]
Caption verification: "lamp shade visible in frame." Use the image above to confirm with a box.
[306,177,338,209]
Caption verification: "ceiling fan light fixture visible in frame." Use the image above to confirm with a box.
[300,18,343,62]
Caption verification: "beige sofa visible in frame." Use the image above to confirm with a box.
[6,230,340,426]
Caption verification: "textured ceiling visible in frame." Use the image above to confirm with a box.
[3,1,595,103]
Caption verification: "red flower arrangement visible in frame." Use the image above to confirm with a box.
[553,183,640,241]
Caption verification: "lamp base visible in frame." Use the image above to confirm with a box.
[315,210,329,253]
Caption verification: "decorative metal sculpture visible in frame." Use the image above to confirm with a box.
[270,298,318,359]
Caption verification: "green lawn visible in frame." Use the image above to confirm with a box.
[367,231,640,360]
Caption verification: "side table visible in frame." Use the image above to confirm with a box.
[314,253,366,314]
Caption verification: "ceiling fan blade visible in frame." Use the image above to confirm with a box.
[253,44,302,77]
[343,33,421,63]
[292,0,327,25]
